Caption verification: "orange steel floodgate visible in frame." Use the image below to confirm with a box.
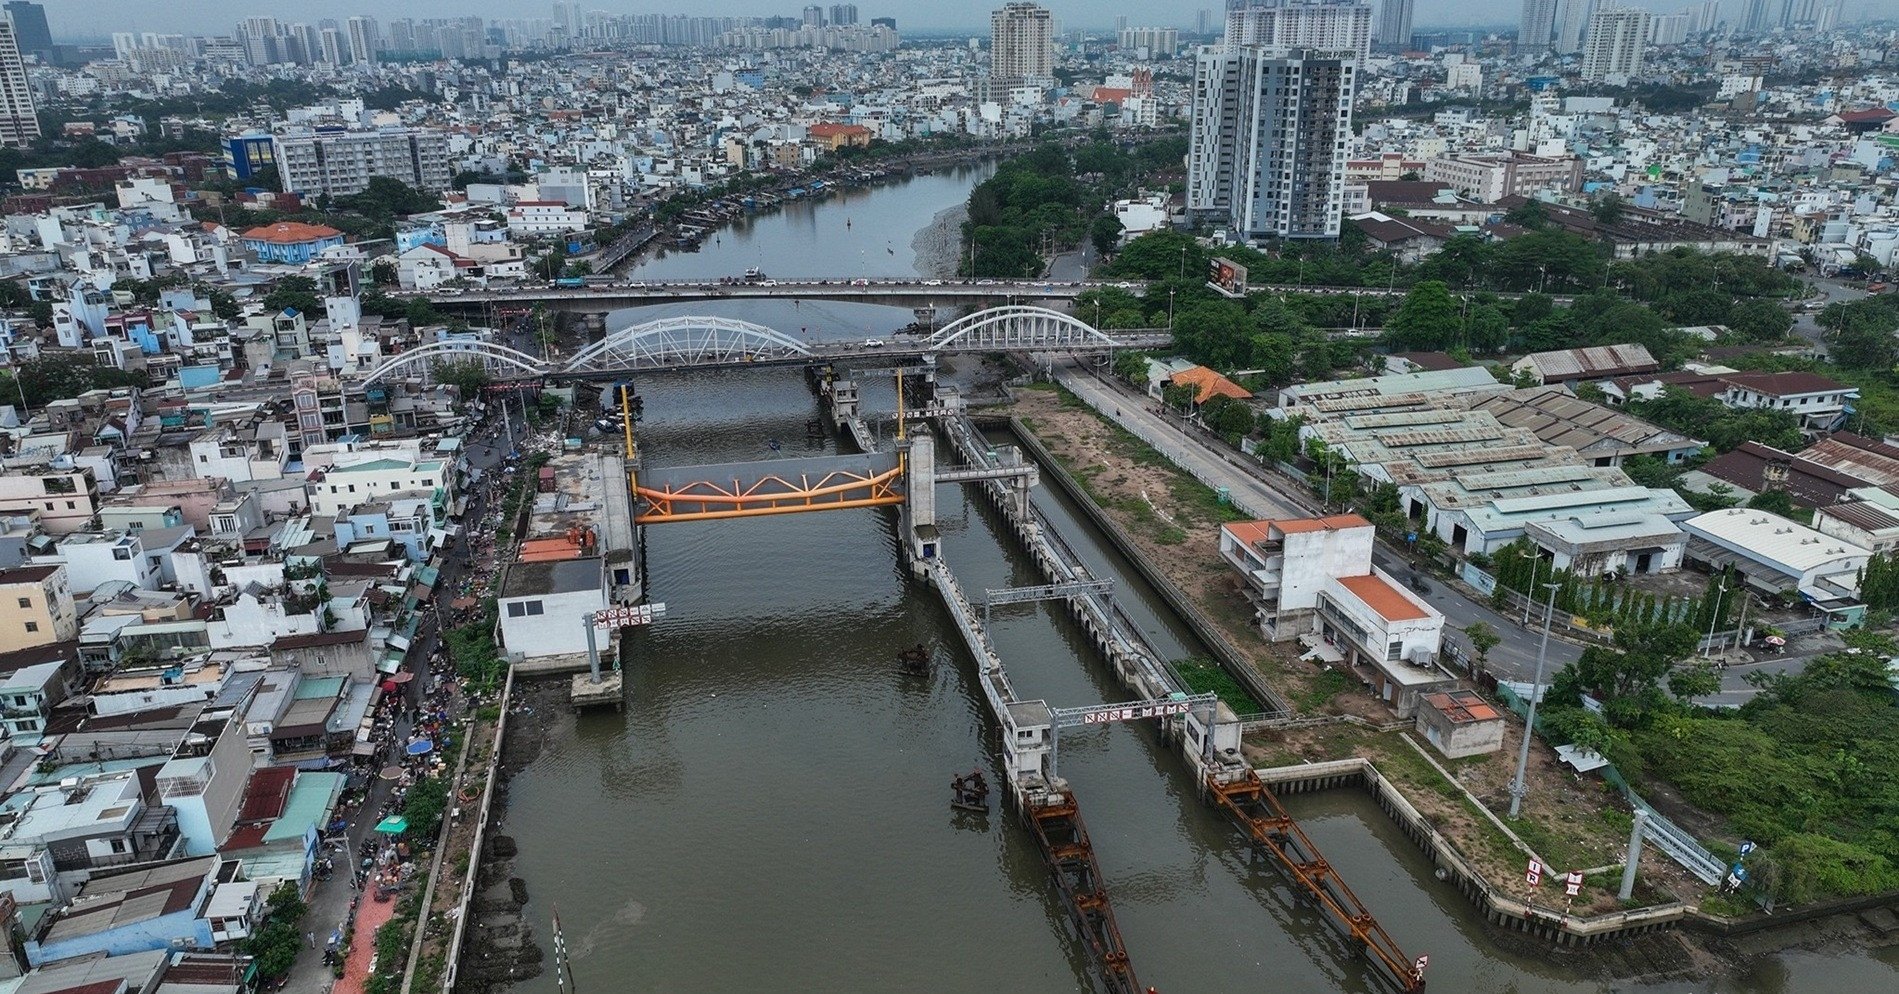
[1208,769,1425,992]
[633,462,905,523]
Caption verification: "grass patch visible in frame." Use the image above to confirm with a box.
[1293,668,1353,713]
[1155,524,1187,544]
[1167,473,1249,524]
[1174,655,1262,714]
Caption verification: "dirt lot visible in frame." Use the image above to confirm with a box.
[1006,385,1707,917]
[1010,385,1377,714]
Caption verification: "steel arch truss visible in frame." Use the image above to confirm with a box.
[927,305,1116,352]
[635,464,904,523]
[562,315,814,373]
[358,340,549,387]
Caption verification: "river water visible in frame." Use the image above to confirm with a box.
[498,169,1898,993]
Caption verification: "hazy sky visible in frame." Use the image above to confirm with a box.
[40,0,1899,42]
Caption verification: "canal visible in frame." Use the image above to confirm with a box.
[496,167,1898,993]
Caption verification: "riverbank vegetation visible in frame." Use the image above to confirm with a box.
[963,133,1187,278]
[1533,625,1899,905]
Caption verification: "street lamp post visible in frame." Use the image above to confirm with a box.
[1179,244,1187,279]
[1704,578,1728,658]
[1508,582,1561,820]
[1516,546,1541,627]
[1167,288,1176,331]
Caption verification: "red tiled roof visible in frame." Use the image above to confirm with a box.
[237,766,296,823]
[1336,573,1430,622]
[219,823,270,852]
[241,221,343,244]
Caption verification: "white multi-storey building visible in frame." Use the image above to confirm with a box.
[346,16,378,65]
[1117,27,1180,57]
[0,15,40,147]
[272,128,451,198]
[1557,0,1593,54]
[1582,5,1649,80]
[990,2,1053,82]
[1189,45,1356,240]
[1224,0,1372,63]
[1519,0,1559,47]
[1374,0,1412,50]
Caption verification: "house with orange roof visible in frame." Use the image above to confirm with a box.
[807,123,872,150]
[239,221,344,264]
[1166,365,1251,405]
[1219,513,1450,717]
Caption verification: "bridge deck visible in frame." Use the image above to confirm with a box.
[634,452,902,523]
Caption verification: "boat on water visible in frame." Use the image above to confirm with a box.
[743,267,767,281]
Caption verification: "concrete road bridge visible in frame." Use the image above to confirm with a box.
[399,277,1474,314]
[408,278,1130,313]
[355,306,1170,386]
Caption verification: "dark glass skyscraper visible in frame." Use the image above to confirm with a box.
[3,2,52,61]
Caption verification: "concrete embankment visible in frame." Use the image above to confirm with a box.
[991,415,1290,718]
[446,678,561,994]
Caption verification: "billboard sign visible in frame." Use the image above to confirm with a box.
[1208,258,1249,297]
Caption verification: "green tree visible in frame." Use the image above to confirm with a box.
[246,882,308,980]
[1548,620,1698,728]
[1466,304,1509,353]
[1728,299,1793,342]
[1464,621,1501,669]
[1112,350,1152,384]
[1200,395,1254,441]
[1090,214,1124,257]
[1668,660,1722,701]
[1505,199,1548,229]
[335,176,442,219]
[260,274,322,316]
[1383,280,1463,351]
[1591,193,1626,226]
[433,359,492,397]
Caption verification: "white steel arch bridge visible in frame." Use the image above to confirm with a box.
[355,307,1162,385]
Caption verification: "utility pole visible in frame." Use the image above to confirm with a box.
[1509,582,1560,820]
[1618,810,1649,900]
[1704,577,1728,658]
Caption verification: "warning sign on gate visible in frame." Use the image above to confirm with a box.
[1525,859,1544,886]
[1564,870,1585,897]
[1412,955,1429,980]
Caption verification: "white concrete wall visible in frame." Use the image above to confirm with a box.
[498,587,606,658]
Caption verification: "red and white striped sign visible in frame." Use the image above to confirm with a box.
[1525,859,1544,886]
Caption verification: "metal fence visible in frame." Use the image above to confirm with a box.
[1493,684,1725,886]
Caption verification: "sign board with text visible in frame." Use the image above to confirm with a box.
[596,602,668,628]
[1208,258,1249,297]
[1079,700,1193,725]
[1525,859,1544,886]
[1564,870,1584,897]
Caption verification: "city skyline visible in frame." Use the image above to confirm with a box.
[26,0,1899,41]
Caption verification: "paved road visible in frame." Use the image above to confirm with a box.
[1051,359,1582,682]
[1691,631,1843,708]
[282,432,509,994]
[1790,275,1868,351]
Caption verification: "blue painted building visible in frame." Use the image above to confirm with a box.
[25,856,221,966]
[240,221,346,264]
[223,133,277,181]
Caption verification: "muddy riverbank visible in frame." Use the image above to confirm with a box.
[453,680,566,994]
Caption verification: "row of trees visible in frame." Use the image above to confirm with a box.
[1486,539,1737,634]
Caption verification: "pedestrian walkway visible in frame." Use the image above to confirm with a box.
[331,894,398,994]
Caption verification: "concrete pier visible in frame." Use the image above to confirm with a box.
[570,671,624,711]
